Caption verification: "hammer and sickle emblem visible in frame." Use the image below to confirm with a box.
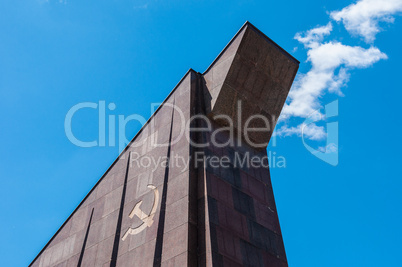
[122,184,159,241]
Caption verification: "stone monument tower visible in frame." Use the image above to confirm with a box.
[29,22,299,267]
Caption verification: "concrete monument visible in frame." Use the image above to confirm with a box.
[29,22,299,267]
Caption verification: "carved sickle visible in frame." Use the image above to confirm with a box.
[122,185,159,241]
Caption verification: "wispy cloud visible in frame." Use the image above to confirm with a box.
[276,123,327,141]
[277,0,401,140]
[331,0,402,43]
[283,37,386,118]
[294,23,333,49]
[316,143,338,154]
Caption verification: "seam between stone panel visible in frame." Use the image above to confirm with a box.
[77,208,94,267]
[110,153,131,267]
[152,97,176,267]
[193,72,214,266]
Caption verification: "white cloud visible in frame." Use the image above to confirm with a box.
[276,0,402,141]
[331,0,402,43]
[282,38,387,119]
[276,123,327,141]
[295,23,333,49]
[277,8,390,140]
[316,143,338,153]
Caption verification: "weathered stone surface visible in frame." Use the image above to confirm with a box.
[204,23,299,147]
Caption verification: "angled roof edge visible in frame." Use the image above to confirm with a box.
[203,21,300,75]
[28,68,198,267]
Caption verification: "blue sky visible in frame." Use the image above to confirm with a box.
[1,0,402,266]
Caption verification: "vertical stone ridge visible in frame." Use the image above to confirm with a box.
[186,72,200,266]
[77,208,94,267]
[152,98,176,267]
[110,153,131,267]
[193,73,215,267]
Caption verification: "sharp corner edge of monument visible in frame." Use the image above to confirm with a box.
[30,22,299,267]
